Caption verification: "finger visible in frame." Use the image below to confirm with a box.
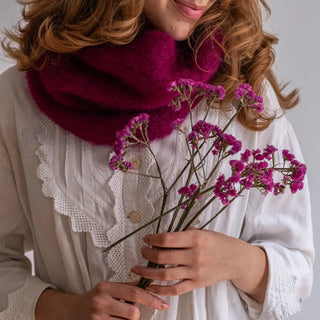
[121,281,141,287]
[130,265,190,282]
[141,246,194,265]
[109,283,170,311]
[108,299,141,320]
[146,280,194,296]
[143,231,196,248]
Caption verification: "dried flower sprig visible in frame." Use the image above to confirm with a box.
[105,80,306,290]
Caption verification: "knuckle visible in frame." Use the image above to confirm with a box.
[193,249,203,264]
[192,231,203,246]
[128,287,140,301]
[161,269,171,281]
[172,285,181,295]
[156,251,165,264]
[89,296,103,314]
[193,267,203,280]
[94,281,107,295]
[127,305,140,319]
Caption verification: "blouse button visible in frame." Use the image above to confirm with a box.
[128,211,142,223]
[129,271,141,282]
[130,158,141,170]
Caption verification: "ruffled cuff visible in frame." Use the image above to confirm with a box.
[237,243,302,320]
[0,276,55,320]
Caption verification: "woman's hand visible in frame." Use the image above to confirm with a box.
[36,281,170,320]
[130,229,268,303]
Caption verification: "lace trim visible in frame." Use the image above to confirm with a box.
[0,277,51,320]
[240,245,303,320]
[272,252,302,319]
[35,115,111,248]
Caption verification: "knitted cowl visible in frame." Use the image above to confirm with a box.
[27,30,223,145]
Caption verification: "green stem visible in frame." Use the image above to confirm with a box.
[188,93,204,130]
[195,101,213,180]
[174,188,201,231]
[103,198,193,252]
[156,193,168,233]
[182,195,217,231]
[167,142,196,232]
[204,153,229,184]
[147,146,168,233]
[125,171,161,179]
[196,103,243,166]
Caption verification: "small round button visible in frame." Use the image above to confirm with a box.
[128,211,142,223]
[129,271,141,282]
[130,158,141,170]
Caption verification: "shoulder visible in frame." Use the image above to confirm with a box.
[0,66,39,153]
[0,65,28,119]
[0,65,26,95]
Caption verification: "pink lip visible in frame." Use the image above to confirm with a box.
[173,0,205,20]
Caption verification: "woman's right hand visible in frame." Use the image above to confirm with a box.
[35,281,170,320]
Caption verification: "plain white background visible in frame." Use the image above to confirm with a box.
[0,1,318,319]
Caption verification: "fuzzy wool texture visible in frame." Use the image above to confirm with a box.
[27,30,223,145]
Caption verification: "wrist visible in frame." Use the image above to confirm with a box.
[35,288,80,320]
[230,241,268,303]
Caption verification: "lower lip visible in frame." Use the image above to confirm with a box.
[173,0,205,20]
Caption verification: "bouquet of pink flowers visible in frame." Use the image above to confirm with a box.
[104,80,306,289]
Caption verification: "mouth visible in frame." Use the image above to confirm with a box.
[173,0,206,20]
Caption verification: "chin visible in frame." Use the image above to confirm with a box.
[162,24,194,41]
[169,32,190,41]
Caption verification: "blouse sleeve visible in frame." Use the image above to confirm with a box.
[237,83,314,319]
[0,69,54,320]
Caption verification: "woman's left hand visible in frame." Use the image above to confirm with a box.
[130,229,268,302]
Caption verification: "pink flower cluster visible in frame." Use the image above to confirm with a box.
[109,113,150,171]
[281,150,307,194]
[178,184,198,198]
[234,83,264,113]
[213,145,307,205]
[169,79,226,101]
[212,134,242,156]
[178,184,202,209]
[239,146,278,193]
[109,154,133,171]
[213,174,239,205]
[187,120,221,148]
[168,79,226,111]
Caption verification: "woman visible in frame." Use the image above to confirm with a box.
[0,0,314,319]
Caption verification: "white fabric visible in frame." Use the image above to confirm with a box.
[0,277,53,320]
[0,66,314,320]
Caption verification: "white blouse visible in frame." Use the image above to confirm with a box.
[0,66,314,320]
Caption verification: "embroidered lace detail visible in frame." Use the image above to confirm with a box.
[0,277,51,320]
[272,253,302,319]
[239,246,303,320]
[35,115,111,248]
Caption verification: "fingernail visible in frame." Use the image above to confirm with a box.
[161,303,170,310]
[146,286,155,293]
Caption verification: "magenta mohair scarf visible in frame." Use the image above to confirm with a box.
[27,30,223,145]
